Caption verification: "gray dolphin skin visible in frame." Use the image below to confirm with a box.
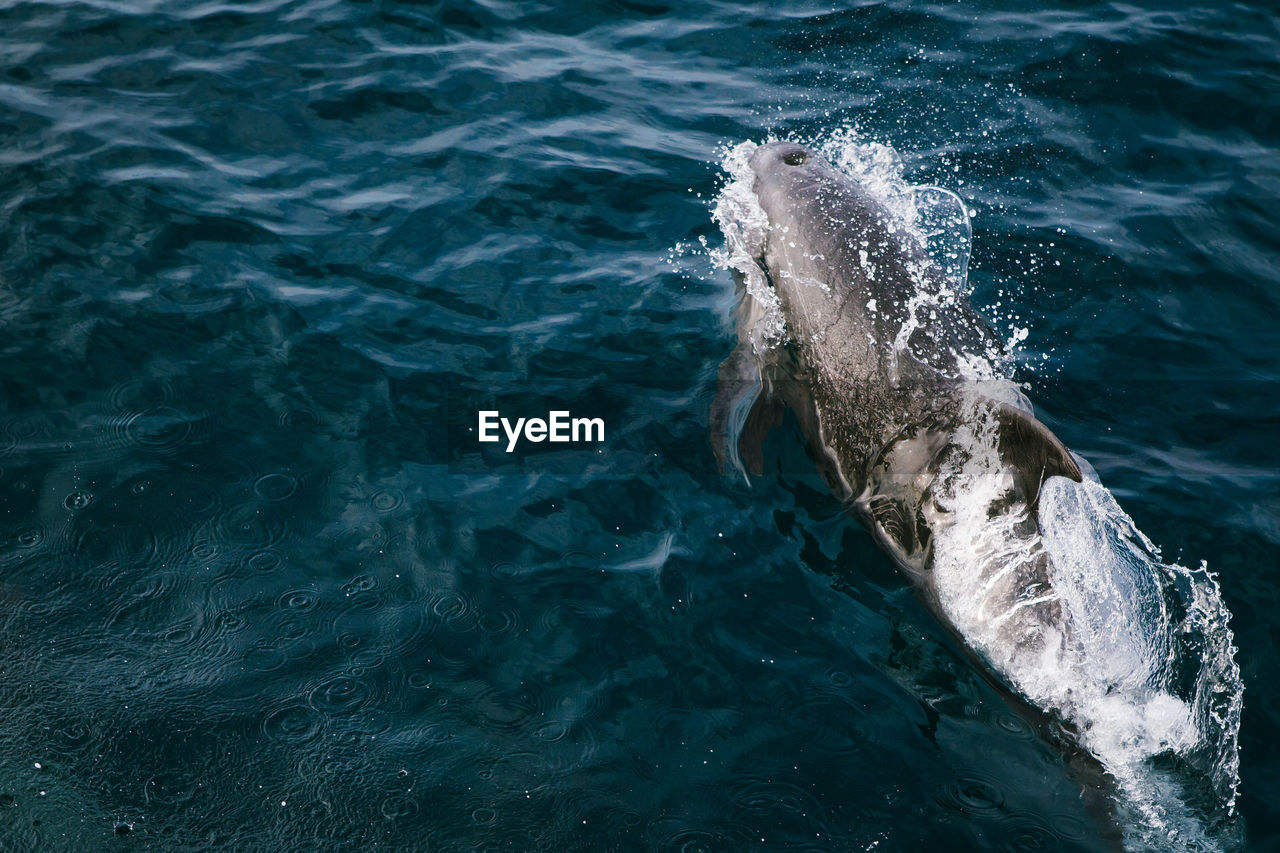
[714,142,1081,641]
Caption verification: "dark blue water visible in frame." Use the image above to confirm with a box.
[0,1,1276,849]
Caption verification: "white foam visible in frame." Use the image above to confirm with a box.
[710,140,785,352]
[1039,476,1243,821]
[926,398,1242,848]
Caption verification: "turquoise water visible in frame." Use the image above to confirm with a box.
[0,1,1276,850]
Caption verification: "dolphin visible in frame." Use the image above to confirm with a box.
[712,140,1246,850]
[711,139,1189,845]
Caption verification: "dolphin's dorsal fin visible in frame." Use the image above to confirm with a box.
[992,402,1082,508]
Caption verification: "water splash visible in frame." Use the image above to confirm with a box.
[1040,477,1243,817]
[818,127,972,298]
[928,399,1243,851]
[912,185,973,295]
[710,140,783,352]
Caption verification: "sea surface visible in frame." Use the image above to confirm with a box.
[0,1,1277,850]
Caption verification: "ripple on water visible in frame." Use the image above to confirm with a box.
[476,605,521,638]
[1047,813,1089,842]
[61,501,195,574]
[2,413,53,450]
[154,283,240,314]
[160,610,208,649]
[987,708,1035,741]
[213,608,247,635]
[279,407,320,430]
[107,375,178,412]
[348,704,395,739]
[995,812,1063,853]
[379,794,419,820]
[729,776,826,822]
[648,823,739,853]
[341,575,377,596]
[428,589,477,633]
[0,524,46,572]
[102,405,204,456]
[257,604,326,667]
[370,488,405,513]
[825,667,855,689]
[559,549,599,570]
[533,720,568,743]
[934,772,1007,815]
[247,548,285,573]
[486,560,530,580]
[242,640,288,674]
[24,598,58,624]
[308,674,376,715]
[262,703,325,745]
[207,500,291,550]
[341,598,433,662]
[536,708,602,771]
[534,602,566,633]
[333,610,386,669]
[46,716,97,763]
[253,472,297,502]
[143,770,208,808]
[470,683,545,732]
[478,750,558,796]
[775,692,873,758]
[190,540,220,563]
[102,571,184,637]
[276,615,311,644]
[278,587,319,612]
[153,600,250,687]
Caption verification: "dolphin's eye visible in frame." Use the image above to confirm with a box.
[782,150,808,166]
